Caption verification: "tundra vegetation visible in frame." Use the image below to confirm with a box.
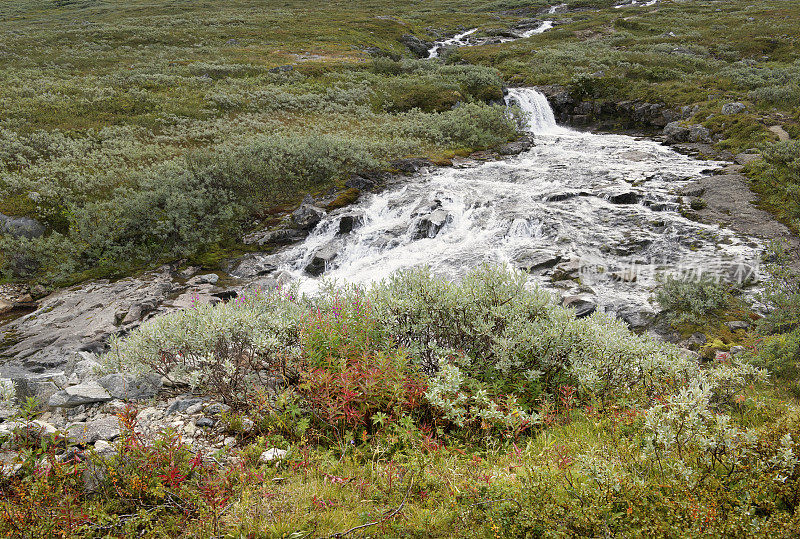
[1,0,800,536]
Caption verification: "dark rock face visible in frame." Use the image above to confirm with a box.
[338,214,364,235]
[563,296,597,318]
[497,134,535,155]
[399,34,432,58]
[607,192,642,204]
[392,158,434,174]
[305,245,339,276]
[412,209,451,240]
[292,203,326,231]
[514,249,562,273]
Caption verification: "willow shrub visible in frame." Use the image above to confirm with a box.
[106,265,706,413]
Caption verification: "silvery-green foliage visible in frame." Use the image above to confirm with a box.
[424,364,537,430]
[104,287,306,394]
[0,379,13,406]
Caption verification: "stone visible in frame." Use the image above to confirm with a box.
[688,125,711,143]
[259,448,288,463]
[67,416,121,445]
[617,306,655,331]
[93,440,115,455]
[196,417,216,428]
[185,402,203,415]
[610,269,637,282]
[12,377,60,410]
[663,121,690,144]
[165,397,204,416]
[734,153,760,165]
[291,203,326,230]
[338,214,364,235]
[186,273,219,285]
[514,250,562,273]
[607,192,643,204]
[552,259,584,281]
[412,209,451,240]
[562,296,597,318]
[97,373,163,400]
[305,245,339,276]
[721,102,746,115]
[82,462,105,493]
[244,228,306,246]
[497,135,534,156]
[725,263,757,284]
[204,403,231,416]
[48,382,112,408]
[686,332,707,350]
[391,158,433,174]
[223,436,237,447]
[730,346,746,356]
[725,320,750,331]
[0,213,46,239]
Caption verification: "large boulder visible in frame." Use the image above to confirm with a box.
[663,121,690,144]
[97,373,162,400]
[497,135,534,156]
[0,213,46,239]
[563,296,597,318]
[305,245,339,276]
[721,102,746,115]
[67,416,121,445]
[48,382,112,408]
[292,203,326,231]
[412,209,451,240]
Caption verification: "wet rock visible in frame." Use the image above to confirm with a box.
[497,135,534,155]
[244,228,306,246]
[617,305,655,331]
[721,102,746,115]
[338,214,364,235]
[552,259,584,281]
[392,158,434,174]
[305,245,339,276]
[563,296,597,318]
[97,373,162,400]
[67,416,121,445]
[0,213,46,239]
[514,250,562,273]
[725,320,750,331]
[725,263,757,284]
[607,192,642,204]
[663,121,690,144]
[610,269,638,282]
[48,383,112,409]
[292,203,326,230]
[399,34,432,58]
[413,209,451,240]
[230,254,279,279]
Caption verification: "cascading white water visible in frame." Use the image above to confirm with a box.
[239,88,760,323]
[505,88,566,135]
[427,29,478,58]
[520,21,554,38]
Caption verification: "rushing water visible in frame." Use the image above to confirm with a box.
[241,89,760,321]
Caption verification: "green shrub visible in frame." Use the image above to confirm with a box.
[655,274,738,326]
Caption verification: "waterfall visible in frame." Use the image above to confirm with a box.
[427,29,478,59]
[505,88,569,136]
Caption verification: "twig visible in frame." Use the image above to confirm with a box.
[327,477,414,538]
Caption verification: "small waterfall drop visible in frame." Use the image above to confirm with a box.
[505,88,568,135]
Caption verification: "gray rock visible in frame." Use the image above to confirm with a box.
[688,125,711,143]
[617,306,655,331]
[563,296,597,318]
[82,461,106,493]
[259,448,287,463]
[412,209,451,240]
[0,213,46,239]
[48,382,112,408]
[338,214,364,235]
[165,397,204,416]
[497,135,534,156]
[734,153,760,165]
[0,272,175,377]
[67,416,121,445]
[686,332,707,350]
[552,259,584,281]
[725,263,757,284]
[514,250,562,273]
[12,377,60,409]
[97,373,162,400]
[305,245,339,276]
[244,228,306,246]
[204,403,231,416]
[663,121,690,144]
[607,192,642,204]
[93,440,115,455]
[392,158,433,174]
[187,273,219,286]
[725,320,750,331]
[730,345,746,355]
[721,102,746,115]
[196,417,216,428]
[292,203,326,230]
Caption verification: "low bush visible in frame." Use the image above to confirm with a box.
[655,274,739,326]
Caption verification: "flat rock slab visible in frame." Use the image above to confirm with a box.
[66,416,121,445]
[682,172,800,271]
[48,382,112,408]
